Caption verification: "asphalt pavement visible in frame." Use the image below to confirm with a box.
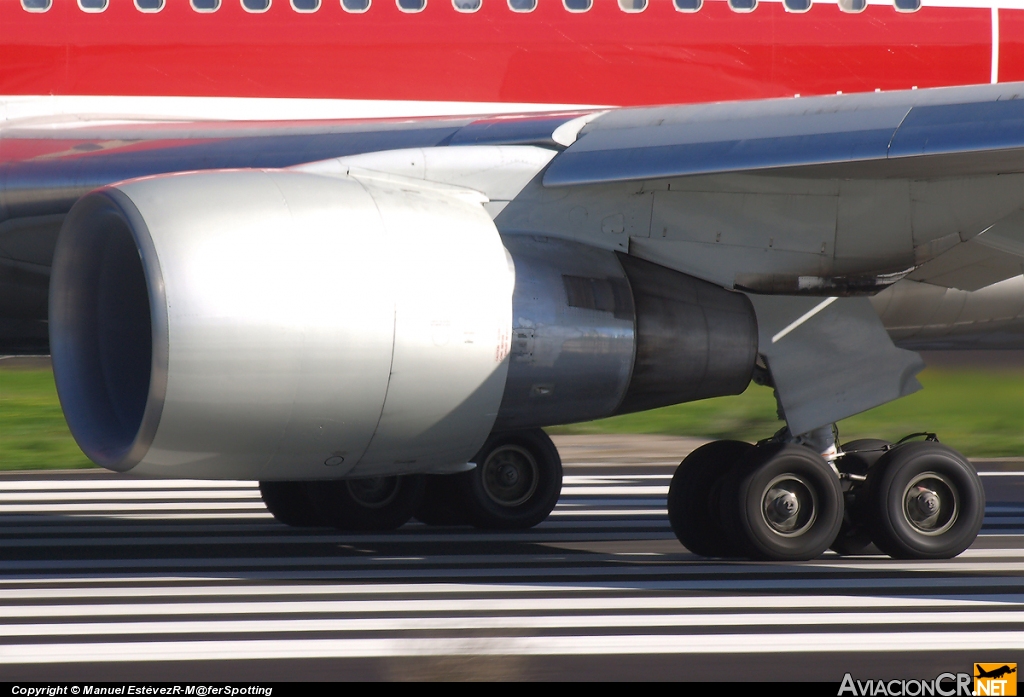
[0,435,1021,681]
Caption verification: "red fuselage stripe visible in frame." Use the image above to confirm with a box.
[0,0,1015,105]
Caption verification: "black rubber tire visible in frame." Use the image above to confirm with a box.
[667,440,754,557]
[864,441,984,559]
[259,481,326,527]
[722,443,844,561]
[458,429,563,530]
[830,439,889,556]
[415,474,470,526]
[305,474,426,531]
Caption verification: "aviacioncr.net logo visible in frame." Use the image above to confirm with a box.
[975,663,1017,696]
[839,673,973,696]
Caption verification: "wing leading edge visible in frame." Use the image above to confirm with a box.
[543,83,1024,186]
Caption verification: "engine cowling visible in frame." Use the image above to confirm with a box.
[50,170,514,479]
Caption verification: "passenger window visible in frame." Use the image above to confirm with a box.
[136,0,165,10]
[191,0,220,10]
[342,0,370,9]
[894,0,920,10]
[838,0,865,11]
[508,0,535,9]
[784,0,809,10]
[453,0,480,10]
[242,0,270,10]
[21,0,52,11]
[78,0,108,11]
[673,0,701,11]
[292,0,320,9]
[397,0,425,10]
[563,0,591,11]
[618,0,646,10]
[727,0,755,10]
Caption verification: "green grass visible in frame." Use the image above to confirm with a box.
[0,367,92,470]
[550,367,1024,458]
[0,365,1021,471]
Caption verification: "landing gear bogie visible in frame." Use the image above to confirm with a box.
[830,439,889,556]
[261,429,563,533]
[306,475,426,531]
[414,475,470,526]
[260,475,426,531]
[669,433,985,562]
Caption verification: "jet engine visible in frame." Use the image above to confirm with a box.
[50,170,515,480]
[50,169,758,481]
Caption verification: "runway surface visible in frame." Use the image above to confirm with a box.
[1,435,1022,681]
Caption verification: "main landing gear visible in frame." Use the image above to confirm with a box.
[258,428,563,532]
[259,475,426,531]
[668,432,985,561]
[417,429,563,530]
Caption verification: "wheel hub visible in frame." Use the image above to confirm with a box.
[499,465,520,486]
[346,477,401,509]
[481,445,539,508]
[761,475,818,536]
[903,472,959,535]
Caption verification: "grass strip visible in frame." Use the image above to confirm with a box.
[551,367,1024,458]
[1,366,1021,471]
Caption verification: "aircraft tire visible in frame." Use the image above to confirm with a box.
[864,441,984,559]
[830,439,889,556]
[259,481,326,527]
[721,443,844,562]
[458,429,563,530]
[415,475,471,526]
[667,440,754,557]
[305,474,426,531]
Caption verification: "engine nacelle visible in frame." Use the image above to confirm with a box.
[50,170,514,479]
[494,235,758,430]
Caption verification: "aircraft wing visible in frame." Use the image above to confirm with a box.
[539,81,1024,292]
[544,82,1024,185]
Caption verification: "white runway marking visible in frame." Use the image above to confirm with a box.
[0,467,1022,668]
[4,632,1024,664]
[4,610,1024,639]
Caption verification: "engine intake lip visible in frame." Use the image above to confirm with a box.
[49,189,168,471]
